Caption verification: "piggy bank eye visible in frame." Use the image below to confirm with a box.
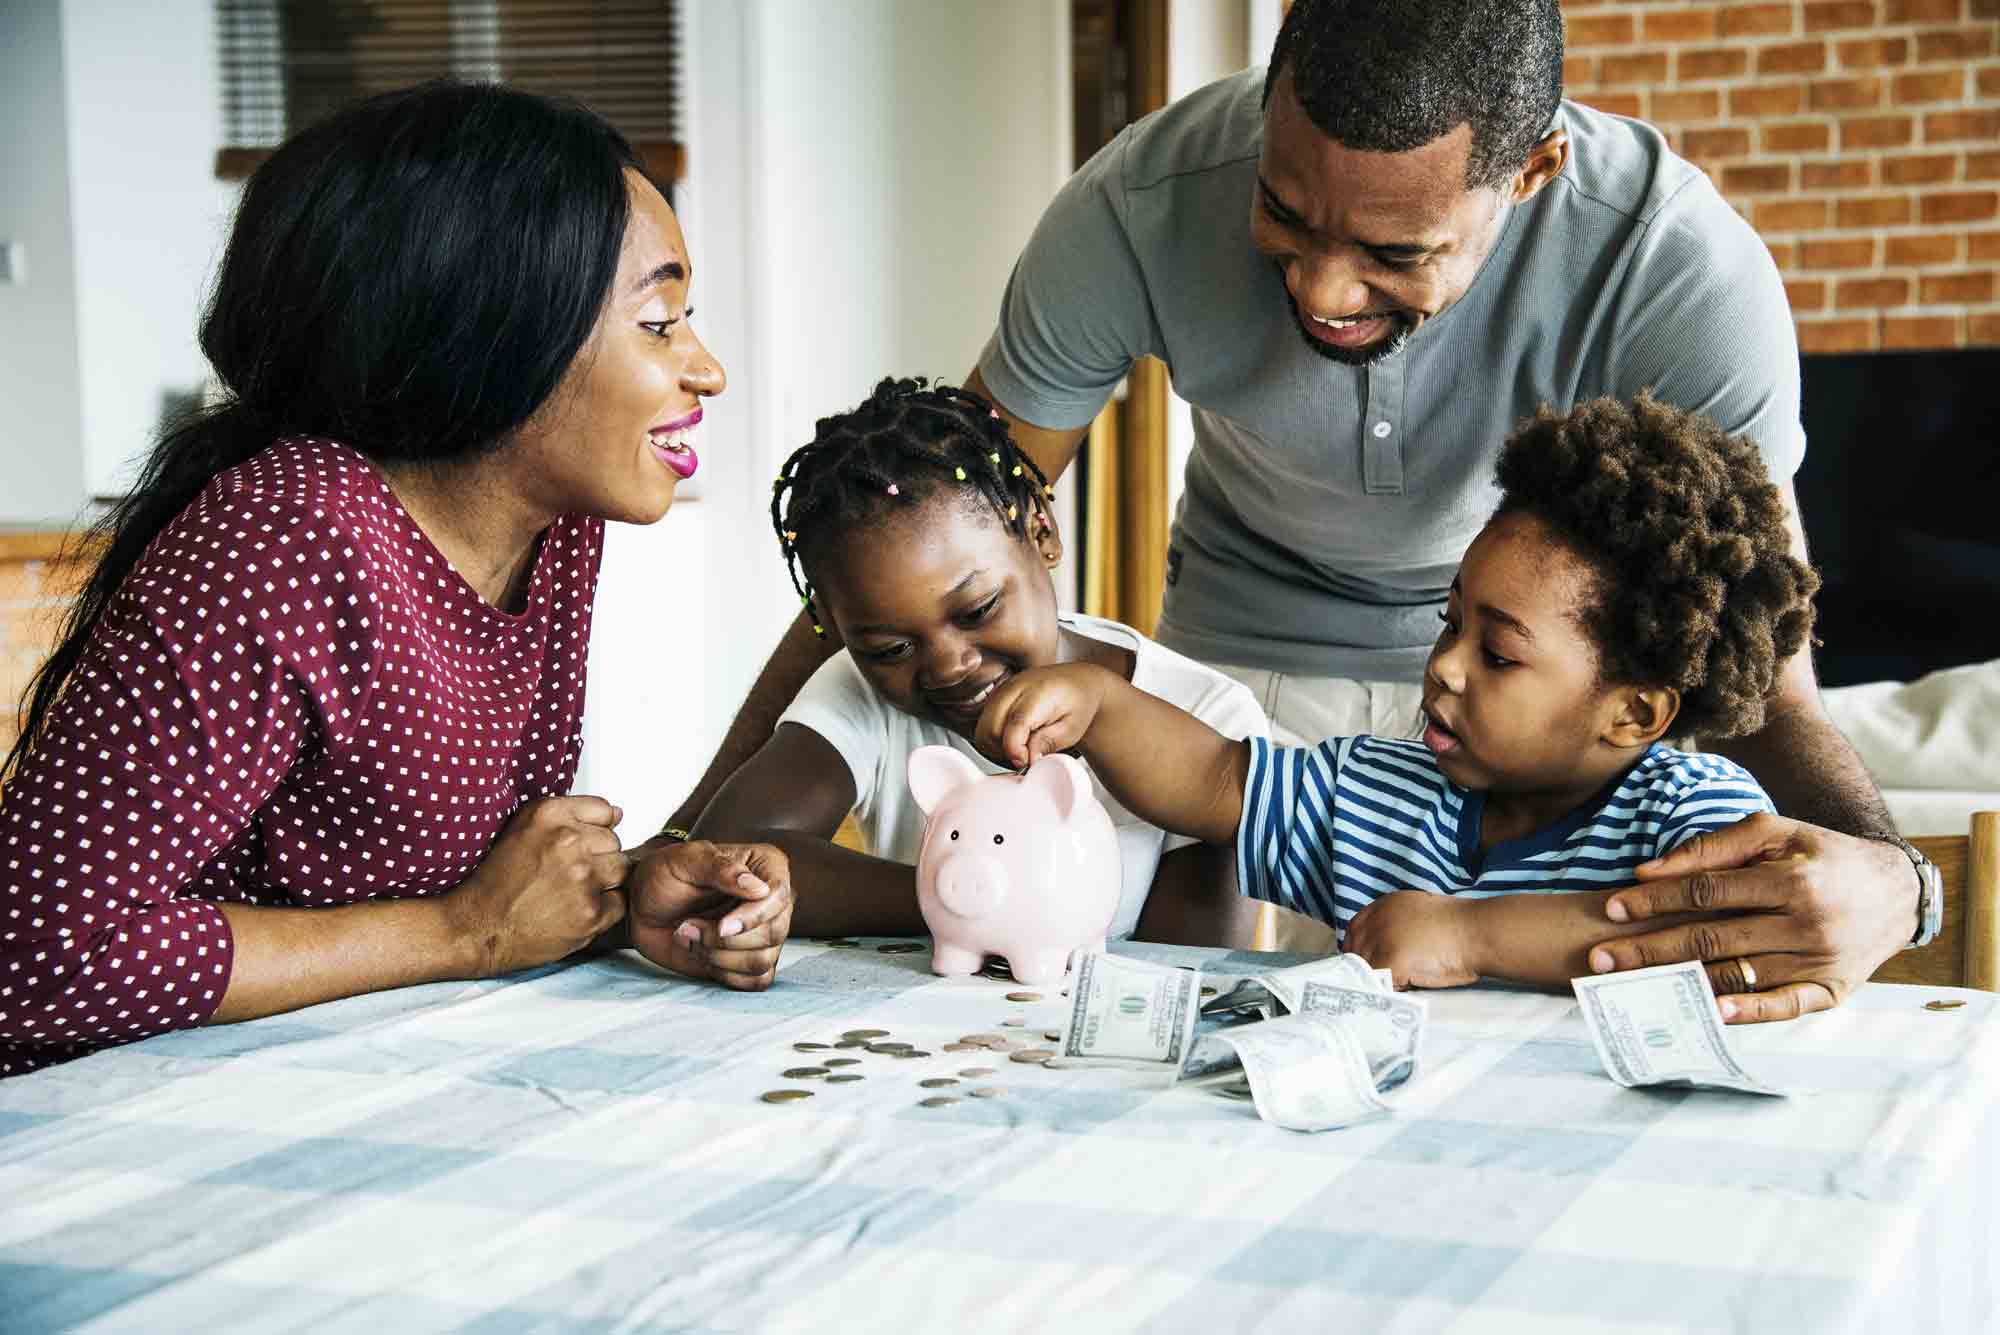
[949,829,960,841]
[992,834,1005,845]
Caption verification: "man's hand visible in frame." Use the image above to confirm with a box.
[1342,890,1481,990]
[1590,813,1915,1024]
[624,838,795,990]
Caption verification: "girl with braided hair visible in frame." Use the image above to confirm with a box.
[692,377,1267,944]
[974,395,1820,1002]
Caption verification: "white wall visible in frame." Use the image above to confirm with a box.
[0,0,88,525]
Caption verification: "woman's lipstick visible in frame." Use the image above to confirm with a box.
[650,407,702,480]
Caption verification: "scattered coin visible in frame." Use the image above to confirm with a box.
[835,1039,870,1049]
[825,1057,860,1067]
[1010,1049,1055,1065]
[825,1073,866,1084]
[969,1086,1005,1099]
[1200,985,1218,999]
[1005,991,1044,1003]
[959,1067,996,1078]
[894,1049,933,1059]
[1042,1031,1063,1042]
[962,1033,1007,1047]
[878,942,926,954]
[919,1077,960,1088]
[1925,999,1968,1011]
[1001,1018,1026,1028]
[867,1042,911,1054]
[918,1096,962,1108]
[793,1042,831,1052]
[943,1042,980,1052]
[782,1067,830,1079]
[761,1089,813,1104]
[842,1028,890,1040]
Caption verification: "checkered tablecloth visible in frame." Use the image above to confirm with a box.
[1,939,1995,1334]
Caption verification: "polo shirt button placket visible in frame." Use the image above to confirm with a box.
[1361,354,1408,496]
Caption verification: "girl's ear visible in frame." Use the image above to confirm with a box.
[909,745,985,816]
[1604,685,1680,750]
[1032,505,1064,568]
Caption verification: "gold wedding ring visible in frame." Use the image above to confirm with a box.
[1739,959,1758,992]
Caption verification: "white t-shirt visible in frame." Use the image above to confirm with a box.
[779,612,1269,939]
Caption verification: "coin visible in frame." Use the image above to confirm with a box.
[969,1086,1005,1099]
[761,1089,813,1104]
[1200,985,1218,999]
[825,1073,866,1084]
[877,942,925,954]
[1925,999,1968,1011]
[943,1042,979,1052]
[824,1057,860,1067]
[894,1049,933,1059]
[958,1067,996,1077]
[842,1029,890,1040]
[919,1077,960,1088]
[792,1042,831,1052]
[867,1042,910,1054]
[782,1066,830,1079]
[918,1096,961,1108]
[962,1033,1007,1047]
[1005,991,1044,1003]
[1042,1031,1063,1042]
[835,1039,869,1049]
[1010,1049,1055,1065]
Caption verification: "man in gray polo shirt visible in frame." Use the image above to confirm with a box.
[662,0,1926,1023]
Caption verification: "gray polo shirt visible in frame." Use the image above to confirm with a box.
[977,68,1805,683]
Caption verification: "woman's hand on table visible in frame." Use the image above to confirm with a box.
[443,795,632,976]
[1591,813,1915,1024]
[624,839,795,990]
[1342,890,1480,990]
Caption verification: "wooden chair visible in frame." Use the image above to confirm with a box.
[1871,811,2000,992]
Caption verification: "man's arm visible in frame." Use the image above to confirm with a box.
[963,367,1094,487]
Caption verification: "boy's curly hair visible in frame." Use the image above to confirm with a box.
[1494,394,1820,739]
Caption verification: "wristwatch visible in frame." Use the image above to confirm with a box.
[1876,835,1944,950]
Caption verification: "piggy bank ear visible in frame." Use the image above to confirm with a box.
[908,745,986,817]
[1022,753,1094,822]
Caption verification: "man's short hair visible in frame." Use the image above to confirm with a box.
[1264,0,1564,190]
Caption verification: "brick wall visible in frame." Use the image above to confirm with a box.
[1562,0,1999,352]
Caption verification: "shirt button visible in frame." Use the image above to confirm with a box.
[1372,421,1393,438]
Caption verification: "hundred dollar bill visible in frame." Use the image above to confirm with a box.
[1185,1013,1391,1132]
[1293,981,1427,1092]
[1570,960,1787,1097]
[1199,953,1389,1019]
[1059,952,1202,1071]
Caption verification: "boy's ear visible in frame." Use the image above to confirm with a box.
[1604,685,1680,749]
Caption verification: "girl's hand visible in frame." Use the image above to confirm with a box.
[443,795,631,977]
[625,839,795,991]
[974,664,1113,770]
[1342,890,1481,990]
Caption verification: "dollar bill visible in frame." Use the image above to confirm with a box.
[1198,953,1389,1020]
[1059,952,1202,1071]
[1570,960,1787,1097]
[1293,981,1427,1092]
[1184,1013,1391,1132]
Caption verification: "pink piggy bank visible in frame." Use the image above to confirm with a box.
[907,746,1123,986]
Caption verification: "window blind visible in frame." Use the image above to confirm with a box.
[214,0,682,183]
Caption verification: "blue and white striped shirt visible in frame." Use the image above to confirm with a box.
[1236,736,1776,936]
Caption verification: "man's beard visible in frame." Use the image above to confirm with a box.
[1284,287,1415,367]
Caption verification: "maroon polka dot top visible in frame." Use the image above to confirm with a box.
[0,439,604,1076]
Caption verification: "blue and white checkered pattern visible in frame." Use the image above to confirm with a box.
[1,941,1994,1333]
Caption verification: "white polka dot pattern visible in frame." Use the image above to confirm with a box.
[0,438,604,1076]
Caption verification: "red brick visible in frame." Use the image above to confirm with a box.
[1805,0,1880,29]
[1970,152,2000,180]
[1796,317,1879,351]
[1837,276,1912,307]
[1578,91,1644,118]
[1731,83,1808,117]
[1677,47,1751,80]
[1882,152,1959,185]
[1895,69,1967,102]
[1726,163,1794,193]
[1564,54,1596,87]
[1810,76,1885,109]
[1724,4,1797,36]
[1842,115,1916,148]
[1759,41,1830,75]
[1925,109,2000,143]
[1785,279,1829,311]
[1837,195,1915,226]
[1566,12,1635,47]
[1644,8,1719,42]
[1653,89,1722,122]
[1759,198,1834,231]
[1920,270,1998,302]
[1970,232,2000,261]
[1836,36,1911,66]
[1765,239,1799,268]
[1922,190,2000,223]
[1801,237,1880,267]
[1915,25,1996,58]
[1765,121,1834,153]
[1885,0,1966,19]
[1600,52,1671,85]
[1981,66,2000,97]
[1971,312,2000,344]
[1882,315,1963,349]
[1885,232,1962,264]
[1803,158,1875,188]
[1683,127,1754,158]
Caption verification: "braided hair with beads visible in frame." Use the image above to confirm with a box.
[771,377,1057,635]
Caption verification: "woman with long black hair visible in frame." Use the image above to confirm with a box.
[0,82,792,1076]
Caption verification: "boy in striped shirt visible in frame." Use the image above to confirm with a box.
[974,395,1819,991]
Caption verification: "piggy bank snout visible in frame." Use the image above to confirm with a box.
[931,852,1009,919]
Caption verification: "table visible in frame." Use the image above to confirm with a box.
[2,940,1995,1333]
